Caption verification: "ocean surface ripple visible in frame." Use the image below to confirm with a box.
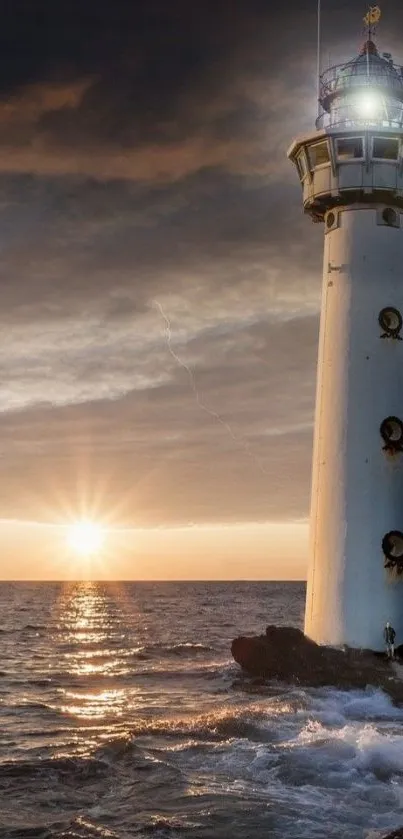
[0,581,402,839]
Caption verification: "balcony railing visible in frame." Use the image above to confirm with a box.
[319,60,403,107]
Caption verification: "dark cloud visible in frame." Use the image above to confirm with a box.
[0,170,321,321]
[0,0,319,179]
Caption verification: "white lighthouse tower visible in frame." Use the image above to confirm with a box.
[288,8,403,650]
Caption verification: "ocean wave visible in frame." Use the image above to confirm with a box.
[125,702,275,742]
[0,754,109,784]
[0,827,53,838]
[139,814,204,834]
[10,700,62,715]
[92,735,167,770]
[22,624,46,632]
[308,687,403,724]
[289,718,403,782]
[163,642,215,655]
[137,641,215,659]
[0,623,46,635]
[58,817,122,838]
[48,660,228,689]
[2,815,123,839]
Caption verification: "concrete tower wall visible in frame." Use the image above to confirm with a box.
[305,205,403,649]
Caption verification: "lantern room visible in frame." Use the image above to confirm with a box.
[317,40,403,130]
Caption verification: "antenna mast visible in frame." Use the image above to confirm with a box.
[317,0,321,118]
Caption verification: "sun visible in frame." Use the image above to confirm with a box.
[67,520,105,556]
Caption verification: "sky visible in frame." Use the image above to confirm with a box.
[0,0,402,580]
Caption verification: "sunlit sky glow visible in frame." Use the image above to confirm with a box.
[66,520,106,557]
[0,1,401,579]
[0,519,308,580]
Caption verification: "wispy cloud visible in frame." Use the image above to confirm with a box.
[0,0,384,527]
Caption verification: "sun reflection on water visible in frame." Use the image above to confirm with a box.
[53,581,141,721]
[58,688,127,719]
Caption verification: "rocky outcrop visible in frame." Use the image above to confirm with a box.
[231,625,403,702]
[381,831,403,838]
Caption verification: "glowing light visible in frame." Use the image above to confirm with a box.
[356,92,381,118]
[67,520,105,556]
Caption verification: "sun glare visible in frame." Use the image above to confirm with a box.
[67,521,105,556]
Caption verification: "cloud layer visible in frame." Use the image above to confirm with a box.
[0,0,400,525]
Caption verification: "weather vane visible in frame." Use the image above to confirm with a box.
[363,5,381,39]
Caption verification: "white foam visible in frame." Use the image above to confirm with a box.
[309,687,403,722]
[159,687,403,838]
[229,689,403,836]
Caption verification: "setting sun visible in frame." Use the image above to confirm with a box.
[67,521,105,556]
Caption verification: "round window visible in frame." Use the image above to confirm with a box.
[382,531,403,568]
[326,211,335,229]
[380,416,403,450]
[379,306,403,337]
[382,207,398,226]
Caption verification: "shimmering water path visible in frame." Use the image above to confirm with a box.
[0,581,402,839]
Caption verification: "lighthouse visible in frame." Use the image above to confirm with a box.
[288,8,403,649]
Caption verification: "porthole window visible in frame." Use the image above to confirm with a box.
[379,306,403,338]
[382,531,403,572]
[308,141,330,169]
[380,416,403,452]
[382,207,398,226]
[326,212,335,229]
[373,137,399,160]
[335,137,364,161]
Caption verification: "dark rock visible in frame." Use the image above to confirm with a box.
[395,644,403,660]
[381,831,403,838]
[231,625,403,703]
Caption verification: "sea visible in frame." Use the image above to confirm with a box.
[1,581,403,839]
